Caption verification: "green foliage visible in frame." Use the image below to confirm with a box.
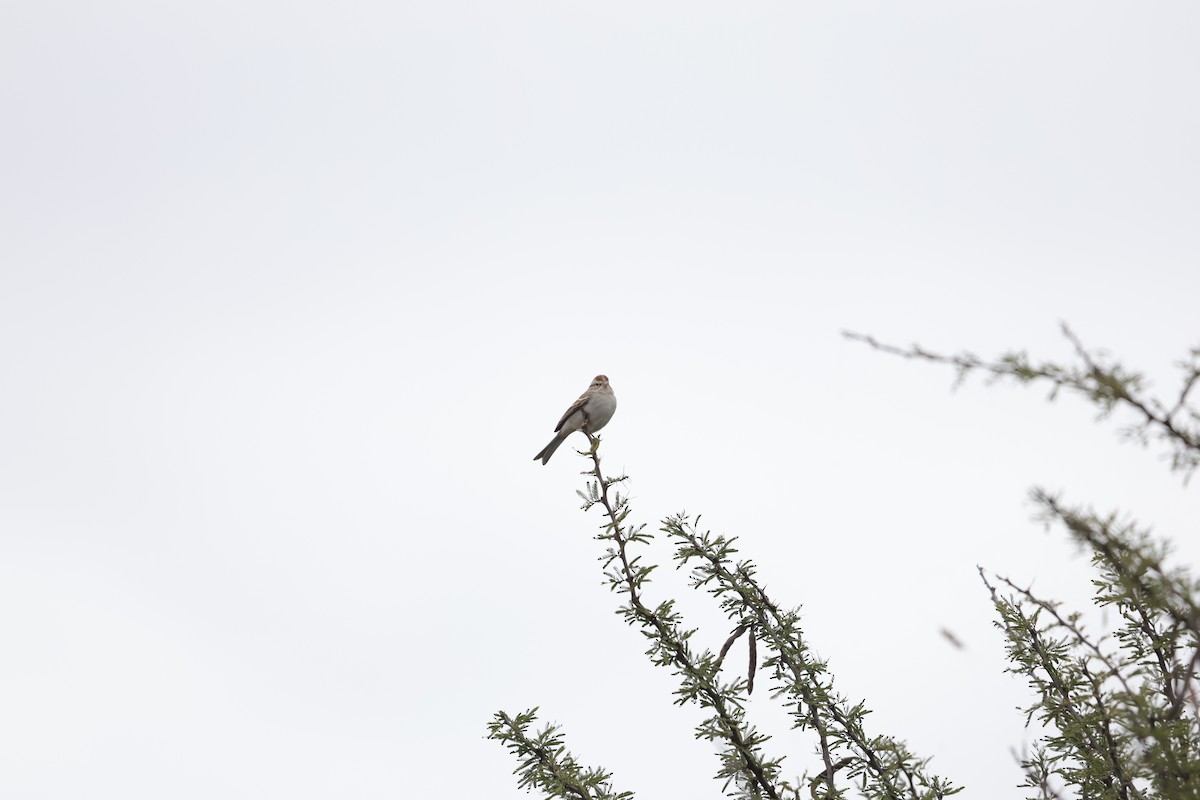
[489,328,1200,799]
[667,516,959,800]
[981,495,1200,799]
[487,709,633,800]
[843,324,1200,477]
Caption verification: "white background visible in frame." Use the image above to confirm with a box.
[3,2,1199,797]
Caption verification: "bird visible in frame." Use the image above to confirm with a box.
[533,375,617,465]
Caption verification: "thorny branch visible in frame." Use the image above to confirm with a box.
[669,518,959,800]
[487,709,632,800]
[845,324,1200,476]
[982,570,1137,701]
[581,433,784,800]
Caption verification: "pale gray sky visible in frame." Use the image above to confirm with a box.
[2,2,1199,797]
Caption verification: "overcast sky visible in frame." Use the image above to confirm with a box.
[3,2,1199,798]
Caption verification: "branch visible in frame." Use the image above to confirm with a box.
[845,325,1200,477]
[984,570,1136,701]
[579,435,785,800]
[668,516,961,799]
[487,709,633,800]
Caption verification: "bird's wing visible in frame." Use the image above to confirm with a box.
[554,392,589,432]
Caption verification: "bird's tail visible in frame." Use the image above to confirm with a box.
[533,430,571,465]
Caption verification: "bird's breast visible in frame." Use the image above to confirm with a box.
[587,392,617,431]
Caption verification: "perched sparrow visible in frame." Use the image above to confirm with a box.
[533,375,617,465]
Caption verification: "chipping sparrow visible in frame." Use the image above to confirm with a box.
[533,375,617,465]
